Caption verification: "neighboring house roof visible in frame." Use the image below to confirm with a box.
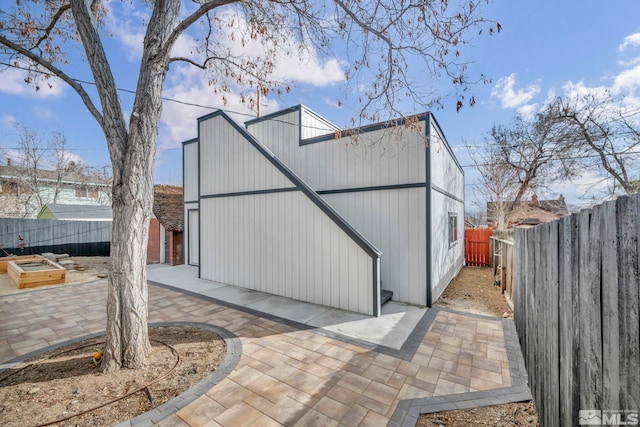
[38,204,113,221]
[487,194,569,227]
[0,165,110,187]
[153,185,183,232]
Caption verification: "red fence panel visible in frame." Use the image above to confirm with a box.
[465,228,493,267]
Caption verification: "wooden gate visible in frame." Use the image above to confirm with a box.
[464,228,492,267]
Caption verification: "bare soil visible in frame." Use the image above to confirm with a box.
[0,325,226,427]
[417,400,539,426]
[434,266,513,318]
[0,257,226,426]
[0,256,110,296]
[419,267,537,426]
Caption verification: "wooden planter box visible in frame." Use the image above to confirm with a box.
[0,255,44,273]
[7,258,66,289]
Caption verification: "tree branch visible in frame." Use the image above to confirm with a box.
[0,33,103,125]
[161,0,237,62]
[32,4,72,50]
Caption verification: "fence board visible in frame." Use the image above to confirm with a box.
[616,193,640,410]
[514,193,640,426]
[558,214,581,425]
[548,221,560,426]
[580,206,603,412]
[464,228,492,266]
[601,200,620,412]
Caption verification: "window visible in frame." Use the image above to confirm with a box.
[448,212,458,246]
[75,185,99,199]
[1,180,32,195]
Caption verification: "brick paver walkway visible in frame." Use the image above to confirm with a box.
[0,280,529,426]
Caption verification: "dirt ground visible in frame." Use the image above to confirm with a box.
[419,266,537,426]
[0,325,226,427]
[434,266,513,318]
[0,256,110,296]
[417,400,539,426]
[0,257,227,426]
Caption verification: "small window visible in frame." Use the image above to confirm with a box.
[76,185,99,199]
[448,212,458,246]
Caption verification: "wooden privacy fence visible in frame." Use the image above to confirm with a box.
[465,227,493,266]
[513,192,639,427]
[0,218,111,256]
[490,230,514,306]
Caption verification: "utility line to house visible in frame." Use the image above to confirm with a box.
[2,62,639,167]
[458,150,640,169]
[0,61,340,133]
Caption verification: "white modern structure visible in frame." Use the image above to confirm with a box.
[183,105,464,316]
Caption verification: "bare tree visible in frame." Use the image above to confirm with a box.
[468,145,520,230]
[1,125,82,216]
[0,0,498,372]
[547,92,640,195]
[487,110,575,205]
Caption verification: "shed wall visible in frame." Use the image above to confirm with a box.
[247,108,429,306]
[197,113,378,315]
[183,138,199,266]
[183,140,199,203]
[428,119,465,302]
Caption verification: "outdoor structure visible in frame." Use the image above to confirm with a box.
[0,162,111,218]
[6,257,66,289]
[37,204,113,221]
[147,185,184,265]
[183,105,464,316]
[487,194,569,228]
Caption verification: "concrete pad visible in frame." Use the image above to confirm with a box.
[311,303,427,349]
[178,281,227,294]
[200,285,272,307]
[246,295,333,324]
[147,264,427,348]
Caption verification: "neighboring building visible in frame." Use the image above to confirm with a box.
[183,105,464,316]
[37,204,113,221]
[0,161,111,218]
[487,194,569,228]
[147,185,184,266]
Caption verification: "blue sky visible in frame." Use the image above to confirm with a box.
[1,0,639,212]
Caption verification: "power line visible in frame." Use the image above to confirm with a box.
[0,61,340,134]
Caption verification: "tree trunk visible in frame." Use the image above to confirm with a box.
[101,170,154,372]
[98,0,180,373]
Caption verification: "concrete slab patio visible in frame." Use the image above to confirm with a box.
[0,266,531,426]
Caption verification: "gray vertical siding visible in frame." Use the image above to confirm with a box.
[197,112,381,316]
[427,117,465,303]
[183,139,199,266]
[247,106,433,306]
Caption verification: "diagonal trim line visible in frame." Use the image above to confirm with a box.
[200,187,298,199]
[317,182,427,195]
[197,110,382,316]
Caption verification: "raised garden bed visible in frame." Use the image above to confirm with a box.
[0,255,44,273]
[7,258,66,289]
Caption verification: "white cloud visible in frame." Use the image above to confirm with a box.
[612,64,640,94]
[158,64,282,151]
[0,66,66,98]
[0,115,17,128]
[105,1,148,61]
[491,73,541,109]
[618,32,640,52]
[516,103,538,120]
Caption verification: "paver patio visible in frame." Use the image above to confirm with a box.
[0,275,530,426]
